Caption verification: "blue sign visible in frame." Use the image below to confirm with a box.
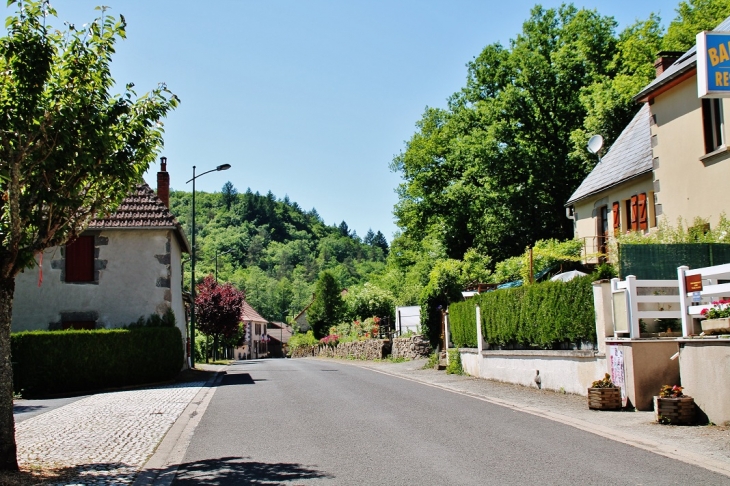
[697,31,730,98]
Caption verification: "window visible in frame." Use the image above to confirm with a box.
[612,202,620,236]
[625,194,649,232]
[65,235,94,282]
[702,98,724,153]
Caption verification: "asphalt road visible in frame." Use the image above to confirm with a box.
[172,359,729,485]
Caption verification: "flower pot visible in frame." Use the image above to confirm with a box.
[587,387,622,410]
[654,396,695,425]
[701,318,730,333]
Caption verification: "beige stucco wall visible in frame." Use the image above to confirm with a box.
[679,342,730,425]
[460,349,606,396]
[651,74,730,228]
[572,175,655,263]
[12,229,187,347]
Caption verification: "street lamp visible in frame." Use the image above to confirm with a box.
[215,248,234,282]
[186,163,231,368]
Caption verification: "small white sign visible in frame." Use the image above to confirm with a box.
[692,291,702,303]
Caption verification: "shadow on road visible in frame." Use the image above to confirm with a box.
[220,373,257,386]
[170,456,334,485]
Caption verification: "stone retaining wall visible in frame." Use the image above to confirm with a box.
[290,339,391,360]
[391,335,431,359]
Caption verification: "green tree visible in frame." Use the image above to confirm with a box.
[344,283,396,322]
[307,271,345,338]
[663,0,730,51]
[0,2,178,470]
[221,181,238,211]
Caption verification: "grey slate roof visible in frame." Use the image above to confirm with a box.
[634,16,730,101]
[88,183,191,253]
[566,103,652,205]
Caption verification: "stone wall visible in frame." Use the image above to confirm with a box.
[290,339,391,360]
[391,335,431,359]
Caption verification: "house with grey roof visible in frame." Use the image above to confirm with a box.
[566,103,655,263]
[11,160,191,360]
[567,15,730,263]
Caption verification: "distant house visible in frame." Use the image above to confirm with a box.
[11,160,190,359]
[267,321,293,358]
[236,301,269,359]
[566,103,655,263]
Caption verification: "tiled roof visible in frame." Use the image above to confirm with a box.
[567,103,652,205]
[634,16,730,101]
[241,300,267,323]
[88,183,191,252]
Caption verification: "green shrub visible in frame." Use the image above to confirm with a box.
[446,349,463,375]
[288,330,318,350]
[11,327,184,397]
[448,275,596,348]
[423,352,439,369]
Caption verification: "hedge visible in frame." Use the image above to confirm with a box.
[12,327,184,396]
[448,275,596,348]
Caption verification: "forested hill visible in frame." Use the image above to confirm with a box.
[168,184,389,322]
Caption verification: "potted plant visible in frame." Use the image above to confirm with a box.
[654,385,695,425]
[700,300,730,333]
[587,373,621,410]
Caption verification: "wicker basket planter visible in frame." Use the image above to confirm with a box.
[587,387,622,410]
[654,396,695,425]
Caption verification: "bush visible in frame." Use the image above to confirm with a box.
[12,327,184,397]
[288,330,318,350]
[448,275,596,348]
[446,349,463,375]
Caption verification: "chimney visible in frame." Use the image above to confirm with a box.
[157,156,170,208]
[654,51,684,77]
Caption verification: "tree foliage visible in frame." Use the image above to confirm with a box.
[195,275,245,359]
[0,1,178,471]
[307,271,345,338]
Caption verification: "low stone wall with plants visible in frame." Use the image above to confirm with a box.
[391,335,431,359]
[290,339,391,360]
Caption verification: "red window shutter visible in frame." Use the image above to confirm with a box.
[638,193,648,230]
[612,202,620,235]
[66,236,94,282]
[630,195,639,231]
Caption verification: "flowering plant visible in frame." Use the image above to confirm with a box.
[700,300,730,319]
[320,334,339,346]
[659,385,684,398]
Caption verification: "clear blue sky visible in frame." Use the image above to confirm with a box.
[15,0,681,241]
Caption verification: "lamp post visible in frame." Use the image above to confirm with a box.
[186,163,231,368]
[215,248,234,282]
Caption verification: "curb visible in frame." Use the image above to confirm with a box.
[132,367,227,486]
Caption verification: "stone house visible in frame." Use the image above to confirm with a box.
[11,160,190,354]
[235,301,269,359]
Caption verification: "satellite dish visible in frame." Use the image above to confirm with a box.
[587,135,604,155]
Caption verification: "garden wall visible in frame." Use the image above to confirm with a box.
[290,339,391,360]
[391,335,431,359]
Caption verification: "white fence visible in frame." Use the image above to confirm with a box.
[610,276,681,338]
[678,263,730,336]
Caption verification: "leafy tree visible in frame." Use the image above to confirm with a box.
[363,228,375,245]
[221,181,238,211]
[195,276,245,361]
[338,220,350,238]
[0,2,178,471]
[663,0,730,51]
[371,231,389,256]
[344,283,396,322]
[420,259,465,347]
[307,271,345,338]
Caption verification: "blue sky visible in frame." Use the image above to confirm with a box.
[15,0,681,241]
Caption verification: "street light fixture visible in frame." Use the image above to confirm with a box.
[215,248,234,282]
[186,163,231,368]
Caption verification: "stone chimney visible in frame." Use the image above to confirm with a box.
[654,51,684,77]
[157,156,170,208]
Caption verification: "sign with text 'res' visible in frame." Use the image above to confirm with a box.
[697,31,730,98]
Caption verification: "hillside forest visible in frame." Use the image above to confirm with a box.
[168,0,730,345]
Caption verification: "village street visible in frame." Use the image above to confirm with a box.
[167,358,729,485]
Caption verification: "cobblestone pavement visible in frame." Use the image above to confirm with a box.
[15,381,206,485]
[327,357,730,473]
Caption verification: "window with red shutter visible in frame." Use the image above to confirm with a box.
[638,193,648,230]
[630,195,639,231]
[612,202,620,235]
[65,236,95,283]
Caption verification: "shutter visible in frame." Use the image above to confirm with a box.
[638,193,648,230]
[612,202,620,235]
[66,236,94,282]
[630,196,639,231]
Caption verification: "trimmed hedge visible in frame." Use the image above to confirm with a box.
[12,327,184,396]
[449,276,596,348]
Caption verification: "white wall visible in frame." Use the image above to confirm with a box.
[460,350,606,396]
[12,229,186,344]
